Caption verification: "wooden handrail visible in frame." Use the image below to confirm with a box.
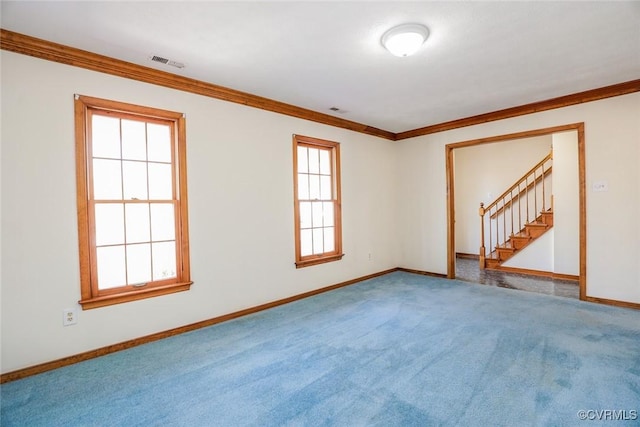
[490,166,552,219]
[484,152,552,213]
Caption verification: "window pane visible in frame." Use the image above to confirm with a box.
[320,175,332,200]
[121,119,147,161]
[323,202,334,227]
[148,163,173,200]
[93,159,122,200]
[97,245,126,290]
[95,203,125,246]
[123,161,148,200]
[309,175,320,200]
[308,148,319,173]
[300,229,313,256]
[150,203,175,241]
[125,203,150,244]
[324,227,335,253]
[297,146,308,173]
[152,241,176,280]
[299,202,312,229]
[312,202,323,228]
[319,149,331,175]
[293,137,341,265]
[147,123,172,163]
[92,115,120,159]
[127,243,152,285]
[78,96,190,305]
[298,174,309,200]
[313,228,324,254]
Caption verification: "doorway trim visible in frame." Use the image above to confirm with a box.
[445,123,586,300]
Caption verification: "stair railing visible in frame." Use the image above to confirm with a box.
[479,151,553,268]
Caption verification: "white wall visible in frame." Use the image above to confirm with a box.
[397,92,640,304]
[454,135,551,255]
[0,51,399,373]
[2,49,639,374]
[503,229,554,272]
[552,131,579,275]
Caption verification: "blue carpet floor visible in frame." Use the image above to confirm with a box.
[2,272,639,426]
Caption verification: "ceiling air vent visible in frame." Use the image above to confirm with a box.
[151,55,169,64]
[150,55,185,69]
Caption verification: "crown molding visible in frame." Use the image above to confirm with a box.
[2,29,639,142]
[0,29,395,141]
[396,79,640,140]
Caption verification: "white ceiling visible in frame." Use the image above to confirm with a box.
[2,1,639,134]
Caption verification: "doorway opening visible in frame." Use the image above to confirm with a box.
[445,123,586,300]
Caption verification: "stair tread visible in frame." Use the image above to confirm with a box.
[526,221,548,227]
[485,213,553,268]
[496,242,515,250]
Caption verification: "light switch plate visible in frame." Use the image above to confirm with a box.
[592,181,608,192]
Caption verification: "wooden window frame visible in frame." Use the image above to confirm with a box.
[75,95,192,309]
[293,134,344,268]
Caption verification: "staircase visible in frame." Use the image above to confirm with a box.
[484,208,553,268]
[479,152,553,269]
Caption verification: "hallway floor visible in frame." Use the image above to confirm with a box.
[455,256,580,299]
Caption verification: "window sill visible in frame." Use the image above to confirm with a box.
[79,281,193,310]
[295,253,344,269]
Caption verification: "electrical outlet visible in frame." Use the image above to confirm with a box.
[63,308,78,326]
[368,253,372,261]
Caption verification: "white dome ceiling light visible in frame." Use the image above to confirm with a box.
[381,23,430,57]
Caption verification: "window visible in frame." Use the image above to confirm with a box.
[75,95,191,309]
[293,134,343,268]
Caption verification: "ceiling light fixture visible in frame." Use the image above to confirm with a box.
[381,23,429,57]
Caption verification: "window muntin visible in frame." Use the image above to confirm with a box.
[293,135,343,267]
[75,95,191,309]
